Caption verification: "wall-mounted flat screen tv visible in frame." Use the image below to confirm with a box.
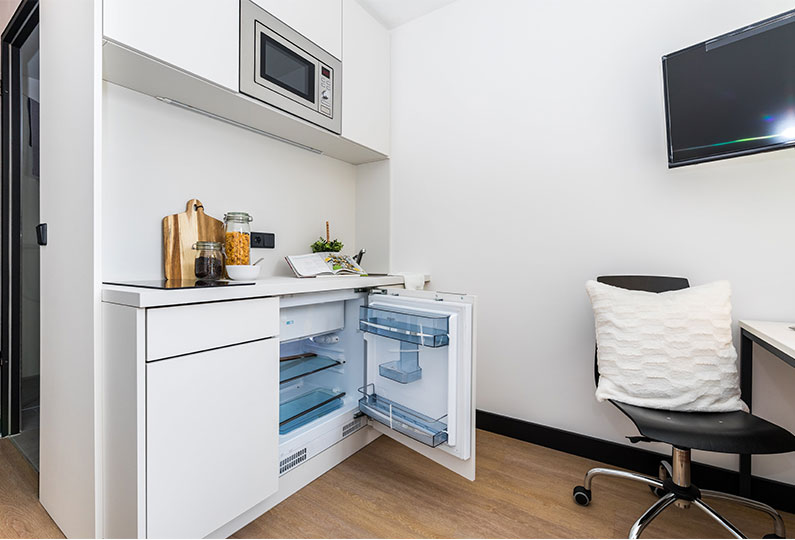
[663,10,795,167]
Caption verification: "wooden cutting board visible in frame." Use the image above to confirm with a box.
[162,199,224,280]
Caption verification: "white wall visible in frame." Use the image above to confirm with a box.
[390,0,795,483]
[102,83,358,281]
[355,160,391,274]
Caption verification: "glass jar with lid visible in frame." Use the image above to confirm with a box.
[224,212,253,265]
[193,241,224,281]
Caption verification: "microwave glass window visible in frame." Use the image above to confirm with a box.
[260,34,315,102]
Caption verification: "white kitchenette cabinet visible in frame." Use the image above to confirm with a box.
[250,0,342,60]
[341,0,390,155]
[102,0,390,159]
[103,0,240,91]
[102,297,280,539]
[146,339,278,539]
[101,278,476,538]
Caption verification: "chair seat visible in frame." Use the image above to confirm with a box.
[611,400,795,454]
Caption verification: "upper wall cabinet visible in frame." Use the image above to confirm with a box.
[103,0,240,91]
[341,0,390,156]
[103,0,390,162]
[250,0,342,60]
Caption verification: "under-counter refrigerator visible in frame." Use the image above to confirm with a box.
[278,286,476,480]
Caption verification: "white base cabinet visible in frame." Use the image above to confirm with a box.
[101,286,476,538]
[102,297,280,539]
[146,339,278,539]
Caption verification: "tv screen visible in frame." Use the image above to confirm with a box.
[663,10,795,167]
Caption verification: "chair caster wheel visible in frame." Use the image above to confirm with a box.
[573,486,592,506]
[650,485,668,498]
[762,535,783,539]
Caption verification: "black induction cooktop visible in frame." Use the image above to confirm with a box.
[103,279,255,290]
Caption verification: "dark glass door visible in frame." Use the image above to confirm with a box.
[2,0,39,457]
[258,29,315,105]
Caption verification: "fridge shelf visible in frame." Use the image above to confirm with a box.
[280,353,341,384]
[280,388,345,435]
[359,306,449,348]
[357,385,448,447]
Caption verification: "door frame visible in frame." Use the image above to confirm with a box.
[1,0,39,437]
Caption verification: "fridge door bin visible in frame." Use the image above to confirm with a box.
[280,353,342,384]
[358,385,448,447]
[280,388,345,435]
[378,342,422,384]
[359,306,449,348]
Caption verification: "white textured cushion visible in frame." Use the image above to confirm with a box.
[585,280,747,413]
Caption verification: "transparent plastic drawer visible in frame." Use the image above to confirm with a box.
[280,388,345,435]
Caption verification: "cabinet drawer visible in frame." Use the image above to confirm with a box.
[146,297,279,361]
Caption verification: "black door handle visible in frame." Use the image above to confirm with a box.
[36,223,47,246]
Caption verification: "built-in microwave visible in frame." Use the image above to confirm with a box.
[240,0,342,134]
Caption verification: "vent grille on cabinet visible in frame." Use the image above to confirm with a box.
[280,448,307,474]
[342,418,363,438]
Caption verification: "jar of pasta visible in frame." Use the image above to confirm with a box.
[224,212,252,266]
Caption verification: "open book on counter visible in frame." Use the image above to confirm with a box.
[285,253,367,278]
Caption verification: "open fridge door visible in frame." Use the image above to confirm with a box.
[358,288,476,480]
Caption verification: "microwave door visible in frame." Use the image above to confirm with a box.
[254,23,318,111]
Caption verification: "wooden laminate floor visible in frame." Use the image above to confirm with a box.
[1,431,793,539]
[0,438,62,539]
[235,430,795,539]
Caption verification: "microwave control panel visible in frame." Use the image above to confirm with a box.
[319,65,333,118]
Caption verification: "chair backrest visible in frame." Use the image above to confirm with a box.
[592,275,690,387]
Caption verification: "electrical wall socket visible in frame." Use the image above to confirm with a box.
[250,232,275,249]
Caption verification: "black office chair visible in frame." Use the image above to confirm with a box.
[573,276,795,539]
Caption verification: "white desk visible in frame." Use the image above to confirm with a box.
[737,320,795,497]
[739,321,795,367]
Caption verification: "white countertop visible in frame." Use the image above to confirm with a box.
[739,320,795,360]
[102,275,411,308]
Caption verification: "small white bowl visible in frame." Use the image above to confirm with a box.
[226,264,260,281]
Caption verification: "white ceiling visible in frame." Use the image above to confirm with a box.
[357,0,458,29]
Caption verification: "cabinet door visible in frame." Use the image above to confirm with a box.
[146,339,279,538]
[251,0,342,59]
[359,289,476,480]
[103,0,240,91]
[341,0,390,155]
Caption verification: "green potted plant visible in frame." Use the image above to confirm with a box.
[311,221,343,253]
